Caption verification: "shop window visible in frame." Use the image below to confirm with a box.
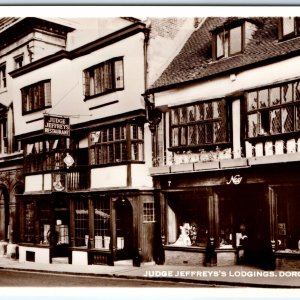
[24,202,35,243]
[219,196,233,248]
[21,80,51,114]
[0,64,6,90]
[167,193,208,248]
[89,124,144,165]
[170,99,228,150]
[214,25,243,60]
[94,197,110,249]
[74,199,89,247]
[246,80,300,138]
[143,202,155,223]
[276,187,300,251]
[83,57,124,99]
[39,201,51,245]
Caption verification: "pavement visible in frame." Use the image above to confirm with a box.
[0,256,300,288]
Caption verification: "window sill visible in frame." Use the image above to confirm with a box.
[84,88,124,101]
[90,161,145,168]
[22,105,52,116]
[164,245,206,252]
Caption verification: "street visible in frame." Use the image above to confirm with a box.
[0,269,222,287]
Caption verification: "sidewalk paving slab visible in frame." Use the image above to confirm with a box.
[0,257,300,288]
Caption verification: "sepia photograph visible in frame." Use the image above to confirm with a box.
[0,4,299,299]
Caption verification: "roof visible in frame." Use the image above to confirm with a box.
[0,17,20,32]
[150,17,300,92]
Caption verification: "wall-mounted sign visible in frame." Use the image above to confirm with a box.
[44,115,70,137]
[226,175,243,185]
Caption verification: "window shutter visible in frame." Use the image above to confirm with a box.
[82,71,90,97]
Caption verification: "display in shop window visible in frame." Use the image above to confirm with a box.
[172,223,199,247]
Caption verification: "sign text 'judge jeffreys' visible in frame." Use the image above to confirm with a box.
[44,115,70,136]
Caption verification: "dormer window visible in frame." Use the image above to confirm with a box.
[279,17,300,40]
[215,26,243,59]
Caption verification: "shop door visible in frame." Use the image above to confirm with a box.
[51,198,70,258]
[115,198,133,261]
[233,185,269,267]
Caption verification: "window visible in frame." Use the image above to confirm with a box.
[83,57,124,98]
[170,99,227,149]
[14,54,24,69]
[89,123,144,165]
[24,137,73,173]
[143,201,155,223]
[167,192,208,248]
[279,17,300,40]
[0,117,8,154]
[24,201,35,243]
[246,80,300,138]
[21,80,51,114]
[94,197,110,249]
[214,26,243,59]
[0,64,6,90]
[74,199,89,247]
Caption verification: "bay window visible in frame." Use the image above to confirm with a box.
[89,123,144,165]
[170,99,228,149]
[246,80,300,139]
[83,57,124,99]
[21,80,51,114]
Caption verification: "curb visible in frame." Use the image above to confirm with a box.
[0,266,297,288]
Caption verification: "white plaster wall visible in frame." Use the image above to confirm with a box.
[44,173,52,191]
[12,32,145,137]
[19,246,50,264]
[91,166,127,189]
[131,164,153,188]
[154,55,300,108]
[72,250,88,265]
[25,175,43,192]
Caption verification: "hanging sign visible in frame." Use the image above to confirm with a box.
[44,115,70,137]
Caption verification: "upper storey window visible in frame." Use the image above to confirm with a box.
[215,26,243,59]
[0,64,7,90]
[170,99,228,150]
[246,80,300,138]
[83,57,124,99]
[279,17,300,40]
[21,80,51,115]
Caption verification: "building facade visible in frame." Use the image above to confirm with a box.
[0,16,197,266]
[146,17,300,270]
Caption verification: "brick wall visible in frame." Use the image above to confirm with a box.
[165,249,205,266]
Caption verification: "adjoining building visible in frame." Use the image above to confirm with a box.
[0,16,197,266]
[146,17,300,270]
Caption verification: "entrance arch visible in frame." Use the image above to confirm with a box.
[115,197,133,261]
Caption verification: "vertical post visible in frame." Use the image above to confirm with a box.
[88,195,94,249]
[110,197,116,266]
[269,186,277,253]
[69,198,75,247]
[126,123,132,187]
[206,188,218,266]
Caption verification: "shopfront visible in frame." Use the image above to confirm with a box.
[153,161,300,270]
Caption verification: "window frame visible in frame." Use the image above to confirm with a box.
[169,99,229,151]
[213,24,244,60]
[246,80,300,140]
[0,63,7,90]
[279,17,300,41]
[89,123,144,166]
[83,57,124,100]
[21,79,51,115]
[14,54,24,70]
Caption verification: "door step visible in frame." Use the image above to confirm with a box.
[52,257,69,264]
[114,259,133,266]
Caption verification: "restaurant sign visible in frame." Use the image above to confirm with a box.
[44,115,70,137]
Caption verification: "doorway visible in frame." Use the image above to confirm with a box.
[115,198,133,261]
